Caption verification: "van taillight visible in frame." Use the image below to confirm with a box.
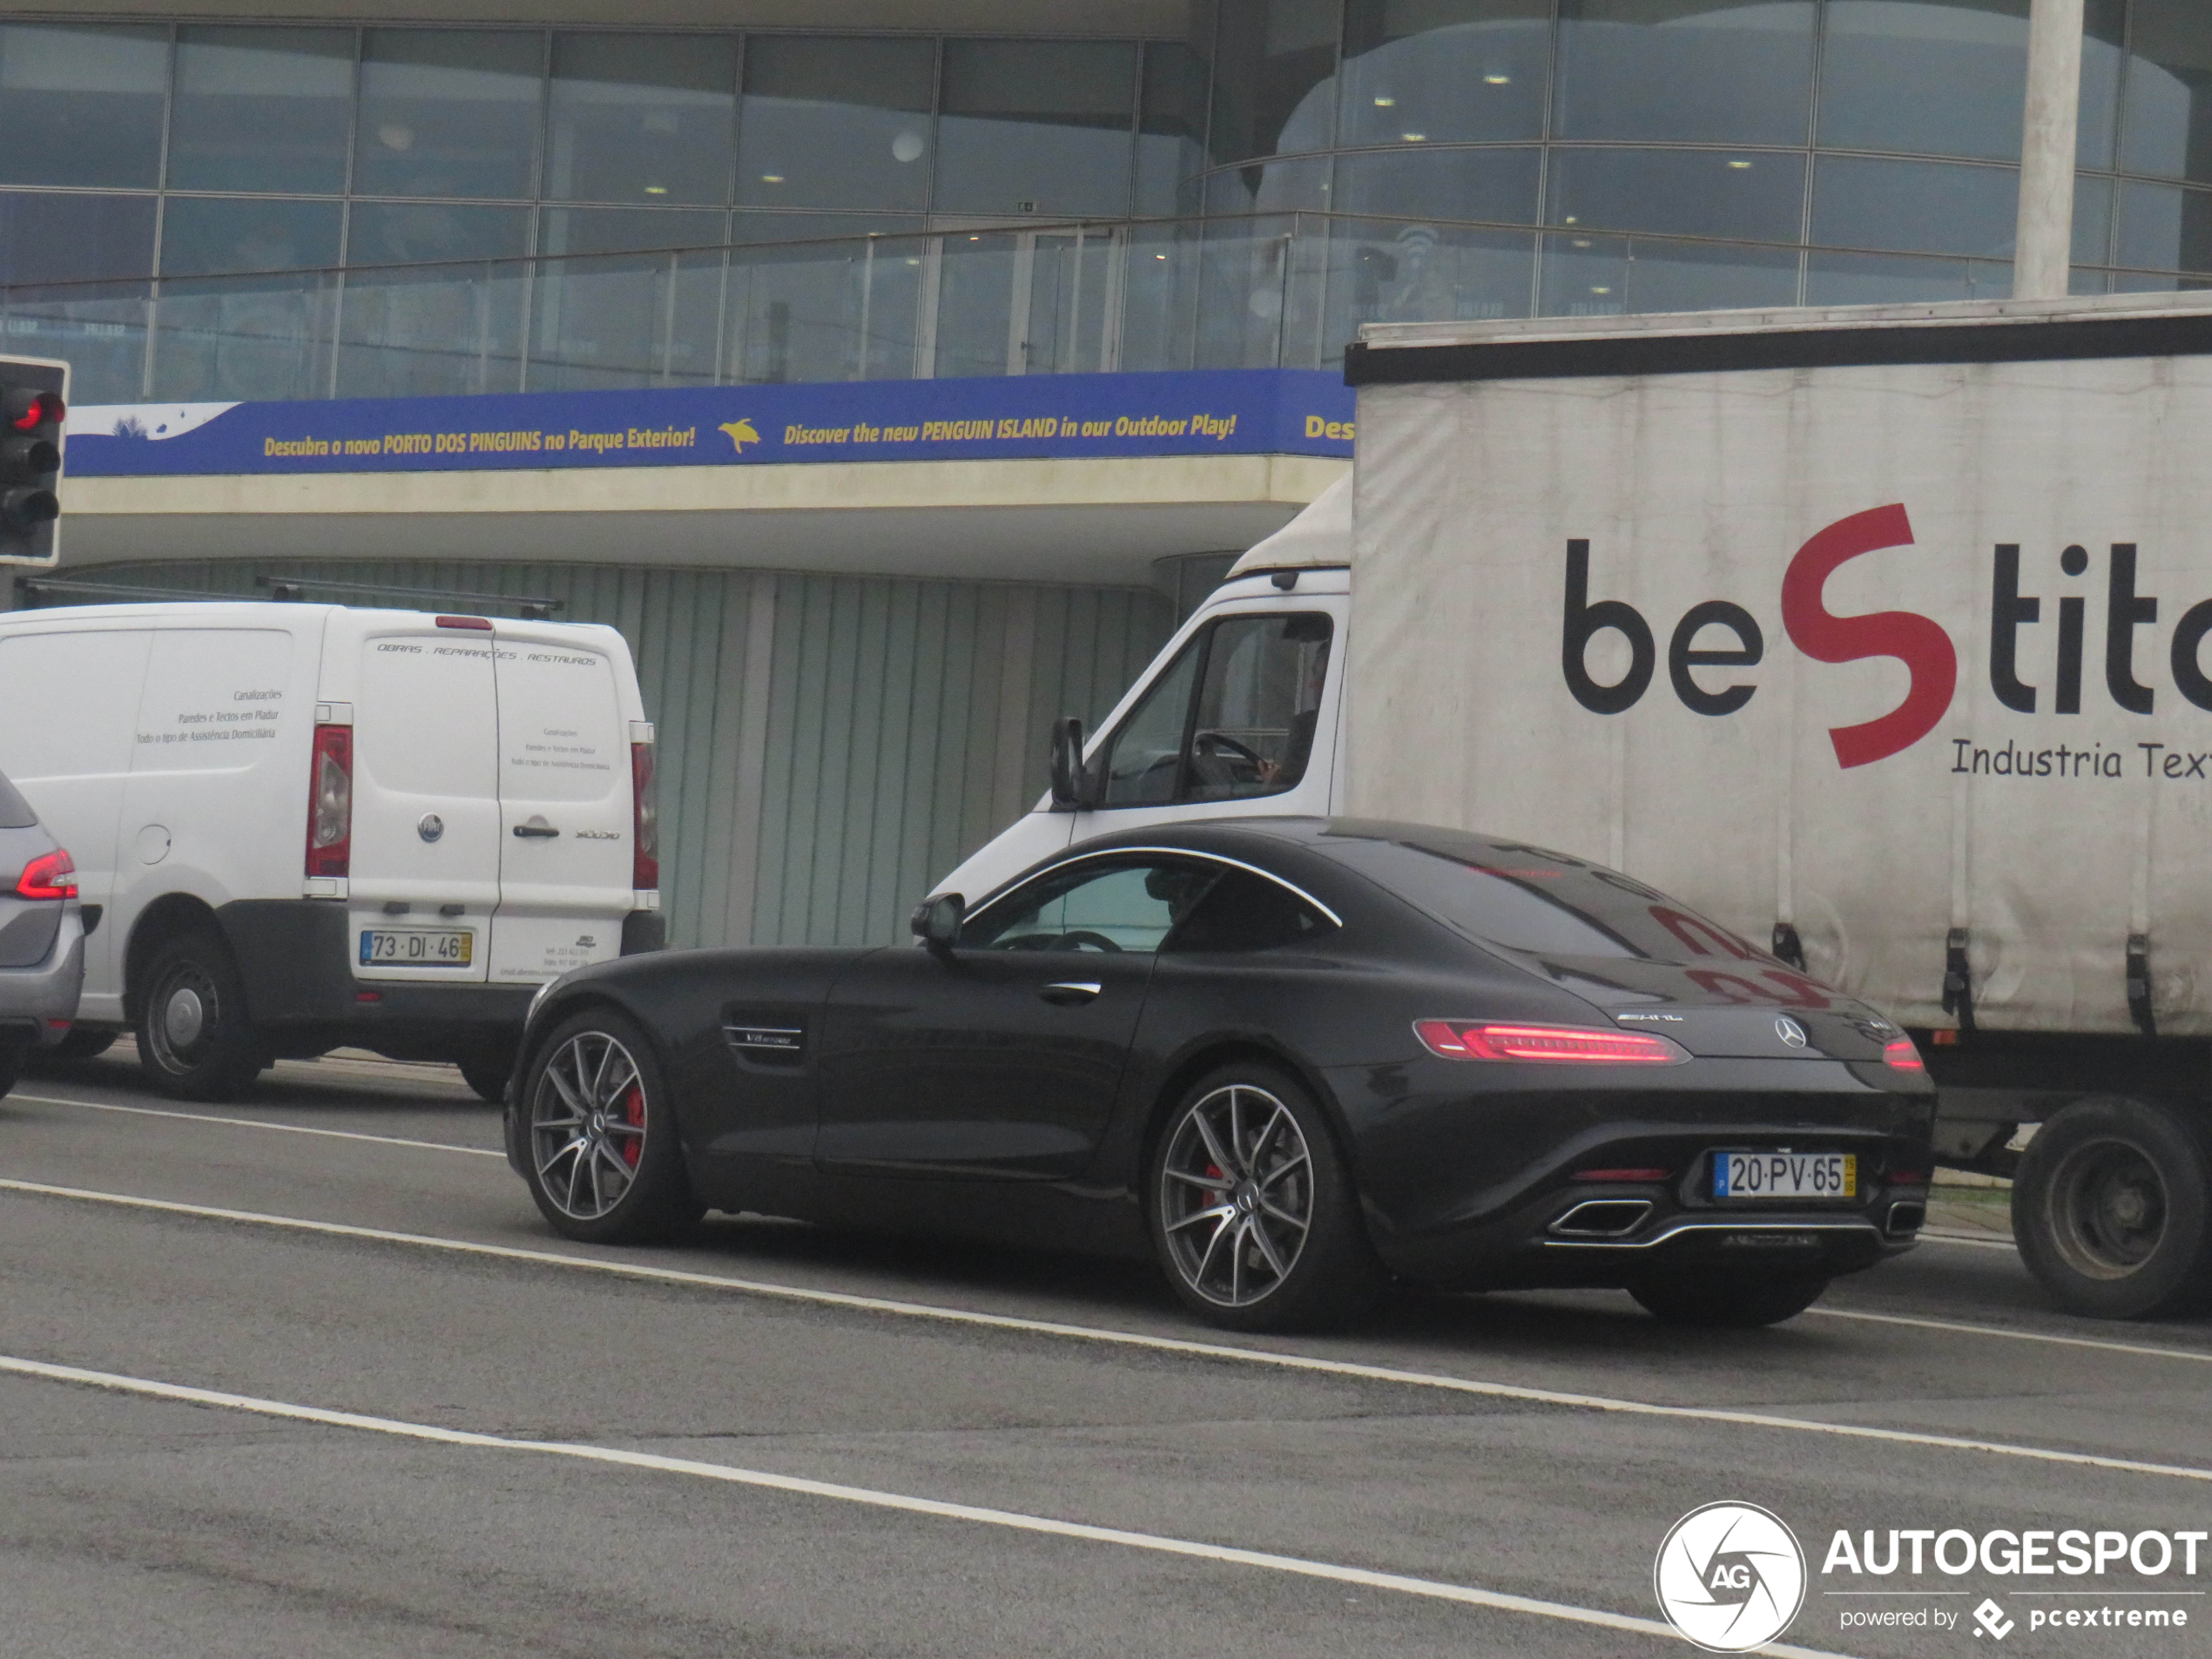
[306,723,353,879]
[631,739,658,892]
[16,848,75,900]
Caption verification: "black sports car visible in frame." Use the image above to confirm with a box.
[503,819,1935,1331]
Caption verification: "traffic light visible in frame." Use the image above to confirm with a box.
[0,357,66,567]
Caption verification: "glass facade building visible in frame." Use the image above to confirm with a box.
[3,3,2211,404]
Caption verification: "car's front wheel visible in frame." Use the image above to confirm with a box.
[1148,1064,1380,1332]
[1629,1271,1831,1327]
[520,1008,700,1244]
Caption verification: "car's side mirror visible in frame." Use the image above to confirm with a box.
[1049,716,1091,810]
[910,892,964,952]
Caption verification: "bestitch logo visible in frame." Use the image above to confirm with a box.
[1561,503,2212,770]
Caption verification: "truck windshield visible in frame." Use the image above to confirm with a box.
[1323,830,1763,966]
[0,771,33,829]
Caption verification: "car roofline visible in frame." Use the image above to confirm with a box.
[967,844,1345,932]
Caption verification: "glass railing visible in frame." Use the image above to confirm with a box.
[0,210,2188,408]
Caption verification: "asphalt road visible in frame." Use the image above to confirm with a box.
[3,1046,2209,1659]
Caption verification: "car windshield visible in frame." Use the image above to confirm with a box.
[0,770,34,829]
[1322,829,1760,965]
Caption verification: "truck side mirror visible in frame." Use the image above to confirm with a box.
[910,892,964,952]
[1049,716,1089,810]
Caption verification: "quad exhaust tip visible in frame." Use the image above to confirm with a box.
[1549,1198,1654,1238]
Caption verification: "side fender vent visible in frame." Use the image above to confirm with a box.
[723,1019,806,1067]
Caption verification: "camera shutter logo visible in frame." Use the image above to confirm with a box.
[1654,1501,1807,1651]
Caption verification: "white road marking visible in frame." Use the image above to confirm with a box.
[7,1177,2212,1486]
[1807,1305,2212,1364]
[1915,1229,2017,1251]
[0,1349,1851,1659]
[8,1093,503,1158]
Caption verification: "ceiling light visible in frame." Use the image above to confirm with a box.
[1592,286,1612,293]
[1483,73,1511,84]
[1563,215,1578,225]
[1572,239,1591,248]
[1402,132,1426,142]
[643,185,668,195]
[1372,96,1395,107]
[760,174,785,184]
[1155,252,1168,259]
[1727,159,1753,170]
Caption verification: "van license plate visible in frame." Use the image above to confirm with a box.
[360,928,473,967]
[1712,1151,1855,1201]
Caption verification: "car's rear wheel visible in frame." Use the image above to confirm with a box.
[135,929,266,1101]
[2013,1096,2212,1318]
[520,1008,700,1244]
[49,1028,117,1063]
[1148,1064,1380,1332]
[1629,1271,1831,1327]
[0,1042,23,1101]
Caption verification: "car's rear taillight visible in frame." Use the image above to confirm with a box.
[16,848,75,900]
[306,722,353,878]
[631,738,658,892]
[1883,1038,1925,1070]
[1414,1020,1688,1064]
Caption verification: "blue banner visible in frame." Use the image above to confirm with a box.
[67,369,1354,478]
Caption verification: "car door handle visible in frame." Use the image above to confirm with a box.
[1039,981,1103,1005]
[512,821,560,839]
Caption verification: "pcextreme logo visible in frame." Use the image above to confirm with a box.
[1561,503,2212,770]
[1654,1501,1809,1652]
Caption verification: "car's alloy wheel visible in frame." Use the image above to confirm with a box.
[1149,1064,1379,1332]
[520,1008,700,1244]
[1159,1082,1314,1308]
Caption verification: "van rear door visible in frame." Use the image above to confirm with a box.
[347,620,501,982]
[487,629,633,985]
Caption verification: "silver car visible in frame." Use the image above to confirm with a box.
[0,766,84,1097]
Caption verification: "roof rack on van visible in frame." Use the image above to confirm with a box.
[254,574,563,618]
[15,576,226,606]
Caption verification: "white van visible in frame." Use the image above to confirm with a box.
[0,602,661,1101]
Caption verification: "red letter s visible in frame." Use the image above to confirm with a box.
[1781,503,1957,768]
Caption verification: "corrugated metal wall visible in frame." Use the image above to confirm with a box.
[60,560,1174,948]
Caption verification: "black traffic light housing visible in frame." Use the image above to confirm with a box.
[0,357,66,567]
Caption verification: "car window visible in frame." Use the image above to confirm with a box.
[1186,614,1332,803]
[1325,833,1761,964]
[1163,871,1334,953]
[963,860,1217,954]
[0,770,33,829]
[1095,611,1332,808]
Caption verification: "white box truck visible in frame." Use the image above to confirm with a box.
[0,601,661,1101]
[940,290,2212,1319]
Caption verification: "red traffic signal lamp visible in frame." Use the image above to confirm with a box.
[0,358,66,568]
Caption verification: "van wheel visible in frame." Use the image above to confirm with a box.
[136,930,266,1102]
[2013,1096,2212,1318]
[519,1008,700,1244]
[458,1055,512,1104]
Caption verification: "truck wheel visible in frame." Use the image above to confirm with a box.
[2013,1096,2212,1319]
[136,929,267,1102]
[1629,1271,1829,1327]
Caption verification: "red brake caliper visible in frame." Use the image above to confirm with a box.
[621,1084,645,1166]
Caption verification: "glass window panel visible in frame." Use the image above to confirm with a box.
[1335,145,1541,225]
[2116,179,2212,274]
[931,230,1019,378]
[1119,219,1200,371]
[1207,0,1343,164]
[356,30,543,200]
[1329,219,1534,342]
[1137,42,1210,215]
[963,861,1193,953]
[160,196,344,279]
[1185,614,1332,801]
[546,33,737,206]
[1203,153,1334,213]
[1100,637,1202,806]
[2073,172,2114,266]
[738,37,934,212]
[170,27,354,194]
[0,192,156,404]
[1817,0,2029,162]
[338,204,530,399]
[1811,154,2017,257]
[1540,233,1797,314]
[1339,0,1548,146]
[154,199,341,402]
[2120,0,2212,185]
[1546,148,1804,241]
[1804,248,2008,303]
[2078,0,2126,171]
[727,212,923,383]
[531,207,725,391]
[1554,1,1814,145]
[934,41,1136,219]
[0,24,167,189]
